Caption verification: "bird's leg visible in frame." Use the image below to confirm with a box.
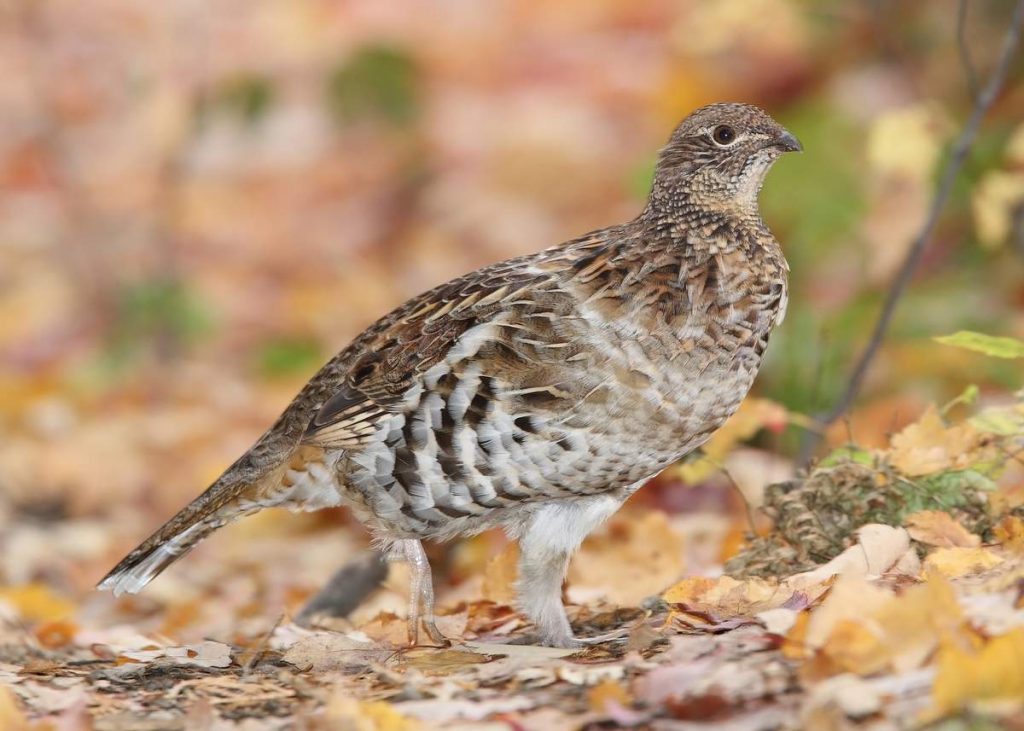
[516,496,626,648]
[517,540,576,647]
[390,538,446,646]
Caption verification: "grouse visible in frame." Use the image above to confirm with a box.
[99,102,801,648]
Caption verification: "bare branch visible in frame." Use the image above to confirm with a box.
[800,0,1024,463]
[957,0,980,102]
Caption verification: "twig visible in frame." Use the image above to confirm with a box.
[957,0,980,102]
[800,0,1024,463]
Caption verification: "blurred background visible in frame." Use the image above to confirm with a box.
[1,0,1023,642]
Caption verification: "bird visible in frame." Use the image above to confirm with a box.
[98,102,801,648]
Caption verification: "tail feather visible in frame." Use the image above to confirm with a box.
[97,455,291,596]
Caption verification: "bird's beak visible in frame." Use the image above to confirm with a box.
[776,129,803,153]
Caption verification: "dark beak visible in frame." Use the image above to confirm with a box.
[777,129,802,153]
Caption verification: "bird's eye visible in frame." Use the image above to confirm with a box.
[711,125,736,146]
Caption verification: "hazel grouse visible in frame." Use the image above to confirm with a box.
[99,102,801,648]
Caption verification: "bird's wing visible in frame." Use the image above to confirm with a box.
[300,257,549,449]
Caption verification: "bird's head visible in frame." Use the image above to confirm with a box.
[648,102,801,217]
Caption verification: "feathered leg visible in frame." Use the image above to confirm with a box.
[516,494,626,648]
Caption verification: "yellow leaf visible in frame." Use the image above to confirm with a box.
[0,584,75,623]
[866,105,947,180]
[972,170,1024,248]
[933,628,1024,714]
[1006,123,1024,164]
[869,576,966,674]
[905,511,980,548]
[782,610,811,660]
[888,405,986,476]
[805,576,892,650]
[325,695,420,731]
[924,547,1004,579]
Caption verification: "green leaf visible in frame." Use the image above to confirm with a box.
[257,337,323,378]
[818,445,875,467]
[935,331,1024,359]
[970,406,1024,436]
[218,74,275,125]
[326,45,419,127]
[941,384,979,415]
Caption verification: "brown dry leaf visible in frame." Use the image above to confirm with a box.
[888,406,987,476]
[924,547,1005,579]
[588,679,632,713]
[481,542,519,604]
[905,511,981,548]
[932,628,1024,715]
[0,584,75,623]
[401,648,495,674]
[119,640,232,668]
[359,611,412,646]
[994,516,1024,553]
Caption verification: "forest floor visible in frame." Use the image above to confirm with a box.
[3,393,1024,730]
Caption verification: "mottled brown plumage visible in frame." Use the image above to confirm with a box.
[99,102,800,647]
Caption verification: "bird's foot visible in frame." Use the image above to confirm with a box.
[406,613,449,647]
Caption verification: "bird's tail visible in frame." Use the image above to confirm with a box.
[97,455,290,596]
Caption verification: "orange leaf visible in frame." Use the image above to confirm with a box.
[994,516,1024,553]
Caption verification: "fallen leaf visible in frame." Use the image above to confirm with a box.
[905,511,981,548]
[787,524,913,590]
[325,694,420,731]
[0,584,75,623]
[804,576,892,650]
[932,628,1024,715]
[803,674,883,720]
[571,510,685,606]
[119,640,233,668]
[481,542,518,604]
[33,619,78,649]
[888,406,987,476]
[924,547,1004,579]
[401,648,495,674]
[663,575,790,616]
[994,516,1024,553]
[587,679,632,713]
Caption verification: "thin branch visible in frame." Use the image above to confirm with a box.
[957,0,980,102]
[800,0,1024,462]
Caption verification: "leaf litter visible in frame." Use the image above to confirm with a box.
[3,398,1024,729]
